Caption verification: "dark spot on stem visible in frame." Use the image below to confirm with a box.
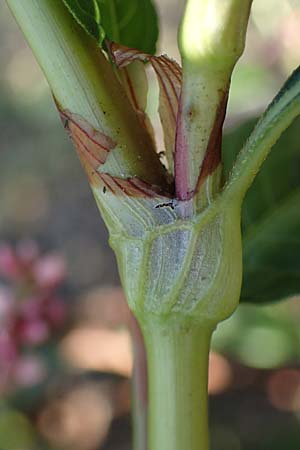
[155,201,175,210]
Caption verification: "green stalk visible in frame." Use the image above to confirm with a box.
[177,0,253,207]
[6,0,166,187]
[142,318,213,450]
[5,3,249,450]
[130,315,148,450]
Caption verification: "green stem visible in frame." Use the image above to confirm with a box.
[130,315,148,450]
[6,0,166,187]
[141,318,213,450]
[177,0,252,206]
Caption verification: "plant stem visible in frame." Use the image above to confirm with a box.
[130,315,148,450]
[6,0,166,187]
[141,318,213,450]
[177,0,253,206]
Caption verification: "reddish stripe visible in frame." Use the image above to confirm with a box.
[160,56,182,84]
[115,50,145,67]
[131,178,173,199]
[111,176,132,196]
[121,179,143,196]
[101,174,117,195]
[70,120,113,152]
[127,178,154,197]
[123,68,140,111]
[196,90,229,189]
[75,134,106,165]
[59,108,115,152]
[153,58,180,104]
[152,60,177,123]
[59,106,115,153]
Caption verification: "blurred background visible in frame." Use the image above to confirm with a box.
[1,0,300,449]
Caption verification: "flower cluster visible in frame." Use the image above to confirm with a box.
[0,240,67,392]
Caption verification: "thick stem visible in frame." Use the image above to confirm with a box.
[6,0,166,187]
[142,318,213,450]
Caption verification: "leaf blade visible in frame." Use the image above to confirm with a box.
[62,0,105,44]
[224,68,300,202]
[61,0,159,53]
[223,116,300,304]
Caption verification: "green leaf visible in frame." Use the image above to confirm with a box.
[223,116,300,303]
[224,68,300,201]
[61,0,105,43]
[62,0,159,53]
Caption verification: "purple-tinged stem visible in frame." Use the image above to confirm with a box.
[130,314,148,450]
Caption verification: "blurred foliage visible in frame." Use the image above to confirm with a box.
[213,296,300,369]
[0,407,36,450]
